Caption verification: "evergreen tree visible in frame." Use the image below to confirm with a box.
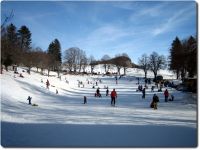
[54,39,62,64]
[169,36,197,79]
[7,23,18,44]
[169,37,182,79]
[47,39,62,77]
[185,36,197,77]
[1,23,19,69]
[18,25,32,51]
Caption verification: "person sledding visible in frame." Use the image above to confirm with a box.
[27,96,38,106]
[150,94,159,110]
[137,85,143,92]
[168,94,174,101]
[19,73,24,78]
[111,89,117,106]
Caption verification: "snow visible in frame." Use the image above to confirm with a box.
[1,67,197,147]
[1,122,197,147]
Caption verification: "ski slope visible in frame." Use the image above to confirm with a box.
[1,67,197,147]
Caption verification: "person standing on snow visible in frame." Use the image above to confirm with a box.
[84,96,87,104]
[150,94,159,109]
[46,79,50,89]
[27,96,32,105]
[106,87,109,96]
[164,89,169,102]
[142,88,146,99]
[96,88,100,97]
[116,77,118,84]
[111,89,117,106]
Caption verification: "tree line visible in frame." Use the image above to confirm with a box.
[1,23,135,76]
[137,35,197,81]
[1,22,197,79]
[1,23,62,76]
[63,47,135,75]
[169,36,197,79]
[138,52,166,81]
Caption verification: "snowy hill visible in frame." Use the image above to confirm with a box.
[76,64,176,79]
[1,67,197,147]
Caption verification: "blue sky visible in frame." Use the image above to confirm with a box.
[1,1,197,63]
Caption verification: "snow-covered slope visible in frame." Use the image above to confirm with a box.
[1,67,197,147]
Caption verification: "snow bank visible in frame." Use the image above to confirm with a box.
[1,67,197,147]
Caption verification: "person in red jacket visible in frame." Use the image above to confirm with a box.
[164,89,169,102]
[111,89,117,106]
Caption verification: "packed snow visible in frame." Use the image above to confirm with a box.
[1,66,197,147]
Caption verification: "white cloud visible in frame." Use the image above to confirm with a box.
[74,24,135,49]
[152,6,195,36]
[129,3,168,22]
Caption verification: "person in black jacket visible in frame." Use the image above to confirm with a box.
[27,96,32,105]
[150,94,159,109]
[84,96,87,104]
[106,88,109,96]
[142,88,146,99]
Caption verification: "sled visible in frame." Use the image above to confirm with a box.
[32,103,38,106]
[150,101,154,108]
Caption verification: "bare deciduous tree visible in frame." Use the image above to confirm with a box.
[101,54,111,73]
[138,54,150,80]
[149,52,166,79]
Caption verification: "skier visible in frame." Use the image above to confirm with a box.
[27,96,32,105]
[56,89,58,94]
[111,89,117,106]
[164,89,169,102]
[142,88,146,99]
[84,96,87,104]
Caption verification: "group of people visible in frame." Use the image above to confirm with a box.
[93,88,117,106]
[150,89,174,110]
[42,79,58,94]
[41,77,174,109]
[94,87,110,97]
